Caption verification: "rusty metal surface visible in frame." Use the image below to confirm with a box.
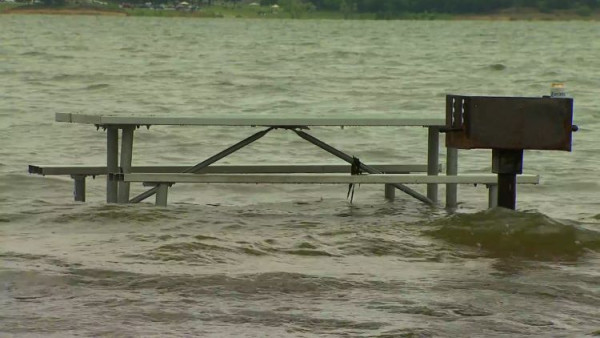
[445,95,574,151]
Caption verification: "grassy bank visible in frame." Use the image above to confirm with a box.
[1,3,126,15]
[2,3,600,21]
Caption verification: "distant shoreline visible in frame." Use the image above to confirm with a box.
[453,8,600,21]
[2,7,127,16]
[2,5,600,21]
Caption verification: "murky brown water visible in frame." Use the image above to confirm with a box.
[1,16,599,337]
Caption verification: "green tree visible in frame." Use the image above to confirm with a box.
[304,0,599,15]
[43,0,66,6]
[340,0,356,18]
[260,0,278,6]
[280,0,308,18]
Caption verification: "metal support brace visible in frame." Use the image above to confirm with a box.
[72,175,86,202]
[427,127,439,203]
[156,183,169,207]
[293,129,434,205]
[184,127,274,174]
[118,127,135,203]
[129,127,274,203]
[446,147,458,208]
[106,127,119,203]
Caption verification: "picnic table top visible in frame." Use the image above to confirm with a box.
[55,113,446,127]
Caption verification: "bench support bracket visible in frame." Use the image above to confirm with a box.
[129,127,274,203]
[293,129,434,205]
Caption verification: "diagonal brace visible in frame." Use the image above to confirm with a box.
[183,127,274,174]
[129,127,274,203]
[293,129,434,205]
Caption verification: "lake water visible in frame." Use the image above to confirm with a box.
[1,15,599,337]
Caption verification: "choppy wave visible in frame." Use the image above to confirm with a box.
[424,208,600,260]
[19,51,75,59]
[19,51,48,57]
[137,240,249,263]
[67,268,367,295]
[82,83,110,91]
[49,204,187,224]
[488,63,507,71]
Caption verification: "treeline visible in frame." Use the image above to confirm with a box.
[261,0,599,14]
[34,0,600,16]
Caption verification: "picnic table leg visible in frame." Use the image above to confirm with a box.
[488,184,498,208]
[446,147,458,208]
[155,183,169,207]
[427,127,439,203]
[106,127,119,203]
[118,126,135,203]
[72,175,86,202]
[384,184,396,200]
